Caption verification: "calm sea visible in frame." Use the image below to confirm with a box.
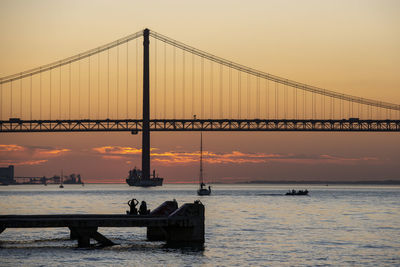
[0,184,399,266]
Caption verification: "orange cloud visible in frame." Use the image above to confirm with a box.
[93,146,142,155]
[0,144,25,152]
[91,145,380,166]
[35,148,70,157]
[152,150,378,166]
[0,144,70,166]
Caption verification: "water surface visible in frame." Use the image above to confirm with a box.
[0,184,399,266]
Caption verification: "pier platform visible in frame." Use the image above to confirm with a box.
[0,201,204,248]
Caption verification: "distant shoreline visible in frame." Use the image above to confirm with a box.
[5,180,400,185]
[239,180,400,185]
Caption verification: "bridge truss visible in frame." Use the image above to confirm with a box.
[1,119,399,132]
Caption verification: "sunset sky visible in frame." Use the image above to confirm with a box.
[1,0,399,183]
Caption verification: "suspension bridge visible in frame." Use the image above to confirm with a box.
[1,28,399,179]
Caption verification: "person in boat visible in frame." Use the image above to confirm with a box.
[200,182,205,189]
[139,200,150,215]
[127,198,139,215]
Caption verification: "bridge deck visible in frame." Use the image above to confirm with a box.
[1,119,399,132]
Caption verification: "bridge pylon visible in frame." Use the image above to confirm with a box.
[142,28,150,180]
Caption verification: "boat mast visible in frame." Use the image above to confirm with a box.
[199,131,203,185]
[60,169,64,187]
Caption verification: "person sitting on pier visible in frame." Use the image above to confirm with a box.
[139,200,150,215]
[127,198,139,215]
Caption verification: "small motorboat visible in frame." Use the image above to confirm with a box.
[285,189,308,196]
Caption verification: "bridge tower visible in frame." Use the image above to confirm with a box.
[142,28,150,180]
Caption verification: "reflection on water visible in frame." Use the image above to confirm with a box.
[1,184,399,266]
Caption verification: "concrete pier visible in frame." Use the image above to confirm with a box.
[0,201,204,248]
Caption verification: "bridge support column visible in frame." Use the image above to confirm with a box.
[142,28,151,180]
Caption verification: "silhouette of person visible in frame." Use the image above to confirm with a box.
[127,198,139,215]
[139,200,149,215]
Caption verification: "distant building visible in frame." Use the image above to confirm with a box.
[0,165,15,185]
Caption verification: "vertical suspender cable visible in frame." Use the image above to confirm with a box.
[39,72,41,119]
[126,42,129,118]
[229,66,232,118]
[182,50,185,118]
[293,86,296,120]
[117,45,119,119]
[192,53,195,117]
[164,41,167,119]
[351,100,353,118]
[275,82,278,119]
[10,81,13,118]
[201,56,204,118]
[69,63,71,119]
[219,64,223,118]
[50,68,52,120]
[210,61,213,119]
[136,38,139,119]
[256,75,260,118]
[59,65,61,119]
[322,92,325,119]
[342,96,345,119]
[97,52,100,119]
[302,87,305,119]
[238,71,241,119]
[284,82,287,119]
[247,74,250,118]
[266,79,269,119]
[20,78,22,118]
[154,38,157,119]
[312,92,315,119]
[78,60,81,118]
[88,56,91,119]
[173,46,176,119]
[0,83,2,120]
[30,75,33,120]
[107,48,110,119]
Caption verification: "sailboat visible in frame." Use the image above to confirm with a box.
[197,132,211,196]
[59,170,64,188]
